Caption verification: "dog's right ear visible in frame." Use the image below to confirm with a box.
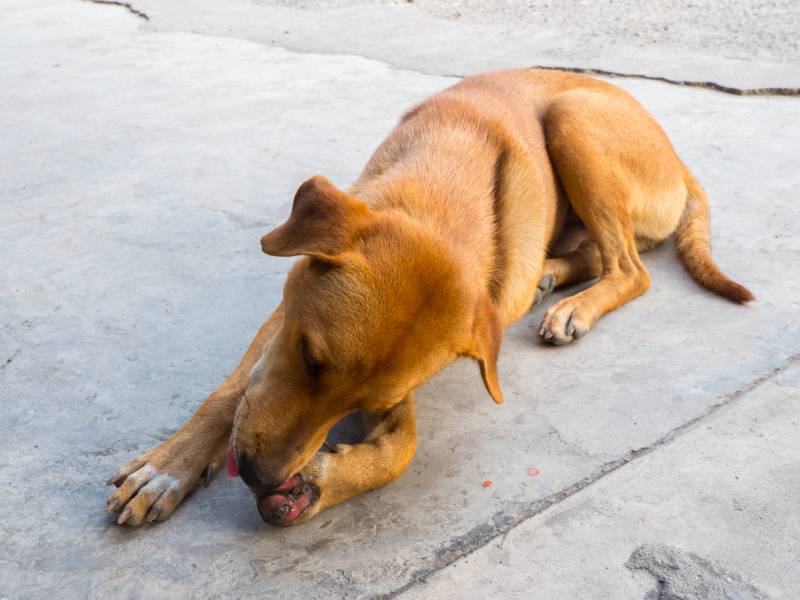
[261,175,371,260]
[466,294,505,405]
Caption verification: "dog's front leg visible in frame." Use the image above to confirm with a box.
[106,305,285,526]
[261,394,417,525]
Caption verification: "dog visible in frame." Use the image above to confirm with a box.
[105,68,752,527]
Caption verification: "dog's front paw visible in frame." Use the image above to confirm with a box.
[255,453,332,526]
[106,442,223,526]
[257,474,321,526]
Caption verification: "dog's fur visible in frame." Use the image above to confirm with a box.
[106,69,752,526]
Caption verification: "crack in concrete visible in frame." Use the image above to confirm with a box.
[545,424,595,459]
[1,349,20,366]
[531,65,800,97]
[189,30,800,98]
[383,353,800,599]
[82,0,149,21]
[0,349,21,374]
[88,1,798,97]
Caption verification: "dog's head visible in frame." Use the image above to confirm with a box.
[230,176,503,501]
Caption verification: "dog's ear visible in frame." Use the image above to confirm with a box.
[467,294,505,405]
[261,175,371,259]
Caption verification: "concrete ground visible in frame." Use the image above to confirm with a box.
[1,1,798,598]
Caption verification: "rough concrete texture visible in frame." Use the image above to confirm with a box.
[1,0,798,599]
[402,363,800,599]
[627,544,770,600]
[262,0,800,63]
[132,0,800,92]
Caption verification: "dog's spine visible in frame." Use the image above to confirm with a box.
[674,167,754,303]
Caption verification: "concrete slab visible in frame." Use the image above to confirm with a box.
[401,360,800,599]
[132,0,800,92]
[263,0,800,65]
[1,1,798,598]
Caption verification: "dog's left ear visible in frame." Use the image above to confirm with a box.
[261,175,371,260]
[467,294,505,405]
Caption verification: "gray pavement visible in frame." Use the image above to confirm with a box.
[131,0,800,92]
[260,0,800,63]
[1,1,798,599]
[402,361,800,599]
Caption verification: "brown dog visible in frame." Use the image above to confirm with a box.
[106,68,752,526]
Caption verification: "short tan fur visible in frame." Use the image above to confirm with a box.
[106,69,751,527]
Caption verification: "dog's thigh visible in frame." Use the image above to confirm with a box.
[106,305,285,526]
[546,87,687,245]
[537,91,669,344]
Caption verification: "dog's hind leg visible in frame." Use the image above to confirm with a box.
[275,394,417,524]
[106,305,285,526]
[535,233,660,308]
[536,88,683,344]
[537,205,649,345]
[534,239,603,307]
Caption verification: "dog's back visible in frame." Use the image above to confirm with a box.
[351,68,750,328]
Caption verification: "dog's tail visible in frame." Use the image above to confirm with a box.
[674,166,754,303]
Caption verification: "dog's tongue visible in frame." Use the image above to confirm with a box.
[226,447,239,477]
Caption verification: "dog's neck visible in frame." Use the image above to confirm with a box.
[351,170,499,297]
[350,127,498,288]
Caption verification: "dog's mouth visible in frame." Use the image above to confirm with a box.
[226,448,318,525]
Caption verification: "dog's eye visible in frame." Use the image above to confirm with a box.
[300,336,324,378]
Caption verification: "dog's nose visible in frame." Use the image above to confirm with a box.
[236,452,282,491]
[236,452,263,488]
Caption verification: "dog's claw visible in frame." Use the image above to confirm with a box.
[202,461,220,487]
[117,506,132,525]
[105,443,230,526]
[533,273,557,307]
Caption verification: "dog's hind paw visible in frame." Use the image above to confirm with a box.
[538,296,593,345]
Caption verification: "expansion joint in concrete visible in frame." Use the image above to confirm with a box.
[531,65,800,97]
[383,353,800,599]
[83,1,800,97]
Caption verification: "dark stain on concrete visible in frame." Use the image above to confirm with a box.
[626,544,770,600]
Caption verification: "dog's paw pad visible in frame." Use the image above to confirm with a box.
[258,480,320,526]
